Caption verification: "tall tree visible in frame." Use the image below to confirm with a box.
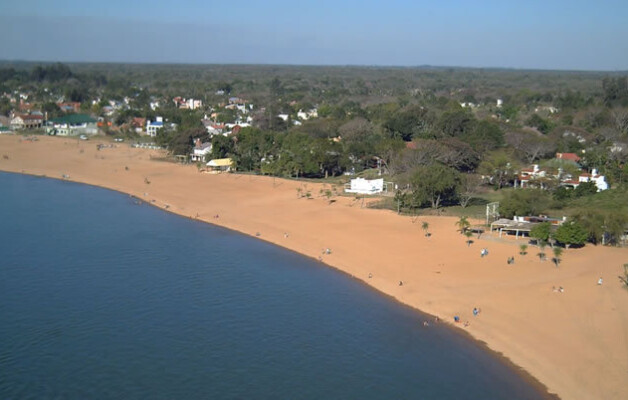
[478,151,517,189]
[553,221,588,248]
[410,164,460,209]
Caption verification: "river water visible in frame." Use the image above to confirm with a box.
[0,172,553,399]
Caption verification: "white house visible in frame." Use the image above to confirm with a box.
[297,108,318,120]
[344,178,391,195]
[187,99,203,110]
[191,138,212,162]
[561,169,608,191]
[578,169,608,191]
[146,117,164,137]
[516,164,551,188]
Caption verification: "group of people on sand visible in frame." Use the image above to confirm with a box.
[480,248,489,257]
[552,286,565,293]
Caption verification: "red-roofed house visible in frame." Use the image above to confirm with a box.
[556,152,581,163]
[132,117,146,133]
[562,169,608,191]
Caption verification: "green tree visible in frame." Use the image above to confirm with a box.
[530,222,552,243]
[437,109,476,138]
[552,246,563,267]
[526,114,553,134]
[620,264,628,288]
[464,230,474,246]
[498,104,518,121]
[602,76,628,107]
[410,164,460,209]
[553,221,588,248]
[478,151,516,189]
[519,244,528,255]
[421,221,430,237]
[462,120,504,152]
[0,97,11,116]
[499,189,550,219]
[383,105,435,141]
[573,181,597,197]
[211,135,235,159]
[269,77,284,98]
[573,209,606,244]
[537,240,548,261]
[456,216,470,234]
[553,186,573,201]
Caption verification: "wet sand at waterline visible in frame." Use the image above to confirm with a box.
[1,135,627,400]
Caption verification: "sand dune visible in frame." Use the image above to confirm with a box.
[1,135,627,400]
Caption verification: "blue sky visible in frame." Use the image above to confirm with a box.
[1,0,627,70]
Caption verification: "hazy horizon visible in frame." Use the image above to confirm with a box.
[1,1,627,71]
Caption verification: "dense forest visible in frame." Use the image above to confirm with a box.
[2,62,627,245]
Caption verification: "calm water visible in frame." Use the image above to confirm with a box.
[0,172,552,399]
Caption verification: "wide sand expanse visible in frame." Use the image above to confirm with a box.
[1,135,627,400]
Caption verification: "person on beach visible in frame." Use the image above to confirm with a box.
[473,307,479,316]
[399,280,403,286]
[598,277,603,285]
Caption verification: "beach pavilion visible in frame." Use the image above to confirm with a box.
[490,218,534,239]
[206,158,233,173]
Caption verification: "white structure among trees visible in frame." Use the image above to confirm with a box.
[344,178,392,195]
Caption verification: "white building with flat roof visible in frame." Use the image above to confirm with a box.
[344,178,392,195]
[146,117,163,137]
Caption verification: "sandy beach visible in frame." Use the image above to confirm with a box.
[1,135,627,400]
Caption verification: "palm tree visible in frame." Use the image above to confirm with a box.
[519,244,528,255]
[422,221,430,238]
[455,216,470,234]
[620,264,628,288]
[538,240,547,261]
[464,230,474,246]
[552,246,563,267]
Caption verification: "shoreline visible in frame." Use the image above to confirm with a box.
[1,135,627,400]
